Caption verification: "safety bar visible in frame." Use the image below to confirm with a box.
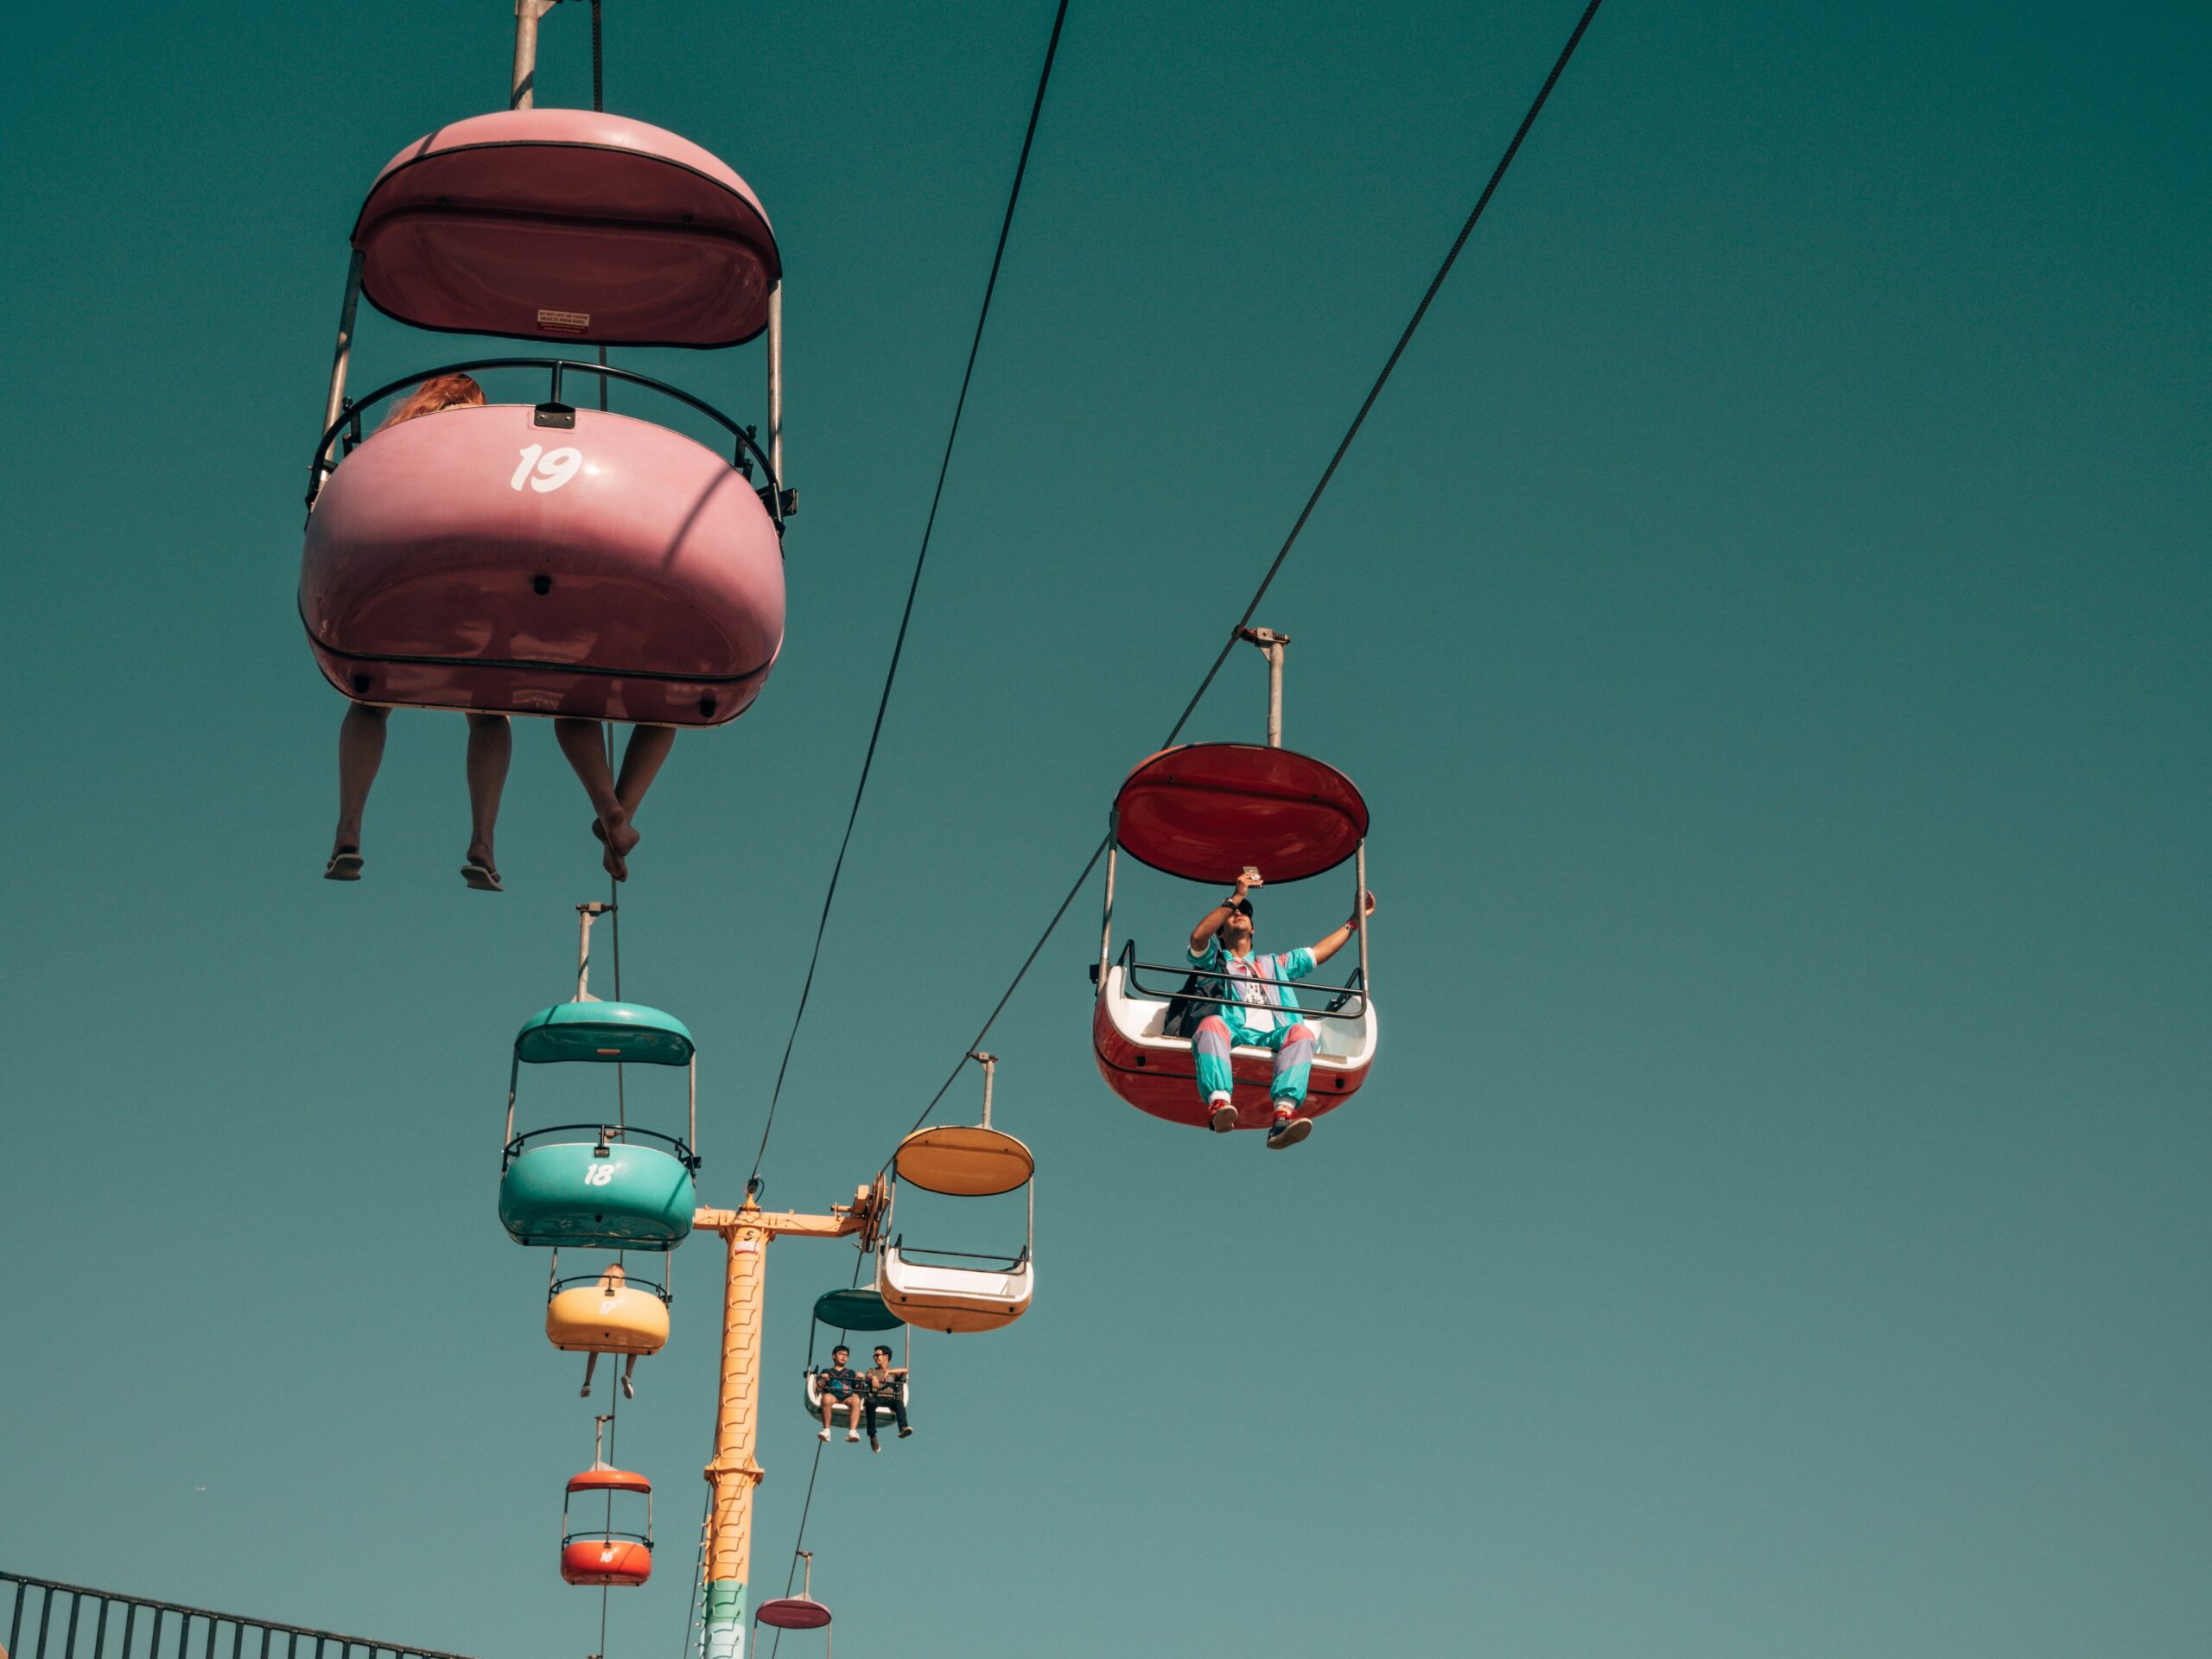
[547,1272,671,1304]
[503,1123,698,1173]
[887,1240,1032,1270]
[1114,942,1369,1020]
[306,357,787,528]
[558,1529,653,1548]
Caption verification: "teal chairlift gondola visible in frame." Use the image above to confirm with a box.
[499,905,699,1249]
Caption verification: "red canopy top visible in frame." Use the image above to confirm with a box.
[566,1465,652,1496]
[754,1599,832,1630]
[1113,743,1368,884]
[353,109,780,348]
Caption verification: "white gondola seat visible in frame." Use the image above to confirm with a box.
[802,1372,910,1428]
[876,1243,1033,1336]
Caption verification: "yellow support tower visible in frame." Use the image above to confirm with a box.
[695,1184,885,1659]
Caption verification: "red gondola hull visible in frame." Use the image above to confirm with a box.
[561,1540,652,1587]
[1091,994,1367,1130]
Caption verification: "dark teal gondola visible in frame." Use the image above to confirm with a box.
[500,999,700,1251]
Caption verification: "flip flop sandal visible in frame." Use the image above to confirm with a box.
[324,850,364,881]
[461,860,503,892]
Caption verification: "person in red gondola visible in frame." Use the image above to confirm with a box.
[1186,872,1376,1148]
[324,374,513,890]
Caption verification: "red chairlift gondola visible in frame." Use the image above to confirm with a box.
[1092,631,1378,1129]
[559,1416,654,1587]
[302,91,794,727]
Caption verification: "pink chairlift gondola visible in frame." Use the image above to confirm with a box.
[301,98,796,725]
[756,1552,833,1653]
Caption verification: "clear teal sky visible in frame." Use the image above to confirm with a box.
[3,2,2207,1655]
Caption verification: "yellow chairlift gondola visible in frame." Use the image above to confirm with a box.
[875,1054,1034,1334]
[547,1252,671,1399]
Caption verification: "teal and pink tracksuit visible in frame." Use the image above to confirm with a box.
[1185,939,1319,1109]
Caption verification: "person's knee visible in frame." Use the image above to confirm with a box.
[1286,1024,1316,1046]
[1197,1016,1231,1043]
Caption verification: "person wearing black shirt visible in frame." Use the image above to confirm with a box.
[815,1344,864,1443]
[861,1344,912,1452]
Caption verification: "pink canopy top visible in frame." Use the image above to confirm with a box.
[353,109,780,347]
[754,1599,832,1630]
[1113,743,1369,884]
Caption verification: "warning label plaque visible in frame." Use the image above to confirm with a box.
[537,308,592,335]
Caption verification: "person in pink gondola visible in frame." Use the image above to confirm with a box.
[324,374,512,891]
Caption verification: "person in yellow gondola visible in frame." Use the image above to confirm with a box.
[1186,872,1376,1149]
[817,1345,864,1443]
[324,373,513,891]
[578,1262,645,1401]
[861,1345,911,1454]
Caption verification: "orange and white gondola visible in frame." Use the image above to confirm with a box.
[875,1056,1034,1334]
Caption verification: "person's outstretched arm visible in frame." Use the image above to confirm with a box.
[1190,870,1262,955]
[1309,890,1376,968]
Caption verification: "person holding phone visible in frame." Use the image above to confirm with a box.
[1185,869,1376,1148]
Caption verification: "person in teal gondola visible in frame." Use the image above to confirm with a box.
[816,1345,864,1443]
[1186,870,1375,1149]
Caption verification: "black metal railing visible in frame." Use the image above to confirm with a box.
[1110,940,1370,1020]
[3,1573,473,1659]
[502,1122,698,1174]
[306,357,789,530]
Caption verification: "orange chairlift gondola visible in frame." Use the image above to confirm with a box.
[560,1414,654,1587]
[875,1055,1034,1334]
[300,12,795,729]
[1092,629,1376,1129]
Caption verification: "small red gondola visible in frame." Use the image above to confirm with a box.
[1092,636,1377,1128]
[560,1421,654,1587]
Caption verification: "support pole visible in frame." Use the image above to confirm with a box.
[317,251,365,461]
[512,0,559,110]
[701,1209,767,1659]
[575,901,612,1002]
[969,1052,997,1128]
[1237,627,1290,748]
[1097,838,1118,985]
[766,284,785,490]
[1355,839,1370,996]
[693,1192,875,1659]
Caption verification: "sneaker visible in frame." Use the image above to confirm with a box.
[818,1427,831,1441]
[846,1429,862,1443]
[620,1376,635,1400]
[1207,1096,1237,1133]
[870,1440,881,1455]
[1264,1111,1312,1150]
[898,1426,913,1439]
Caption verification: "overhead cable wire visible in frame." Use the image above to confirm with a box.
[879,0,1611,1157]
[747,0,1075,1186]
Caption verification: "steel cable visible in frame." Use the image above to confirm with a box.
[879,0,1610,1155]
[747,0,1074,1185]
